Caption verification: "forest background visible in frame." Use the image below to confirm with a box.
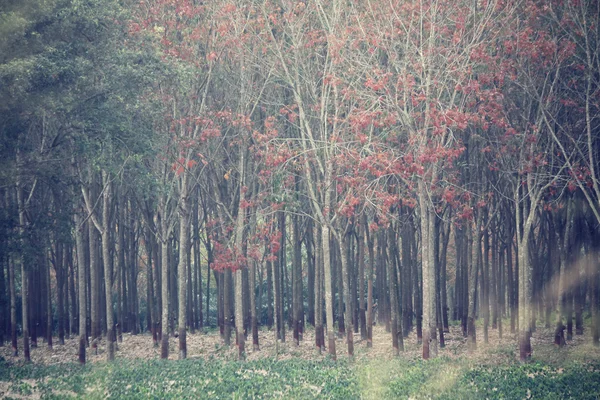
[1,0,600,389]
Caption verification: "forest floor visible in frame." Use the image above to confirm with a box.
[1,320,600,398]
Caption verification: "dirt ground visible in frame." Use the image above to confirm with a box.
[2,320,599,367]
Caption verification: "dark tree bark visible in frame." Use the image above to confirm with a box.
[223,268,232,346]
[314,225,323,352]
[364,214,375,348]
[338,226,354,359]
[357,218,367,340]
[89,218,100,353]
[266,257,273,329]
[388,224,400,356]
[276,211,286,342]
[307,219,315,327]
[401,211,413,337]
[75,212,87,365]
[68,248,77,338]
[45,255,53,350]
[292,214,302,345]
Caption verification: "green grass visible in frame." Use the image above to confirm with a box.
[1,355,599,399]
[0,356,359,399]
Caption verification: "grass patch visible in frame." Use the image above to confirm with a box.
[1,337,599,399]
[0,357,359,399]
[375,358,600,399]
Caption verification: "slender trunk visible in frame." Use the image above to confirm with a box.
[323,225,336,359]
[440,219,450,333]
[491,223,498,332]
[0,224,5,347]
[193,196,202,329]
[128,206,139,335]
[402,214,413,337]
[339,230,354,359]
[22,262,30,361]
[271,251,279,356]
[160,208,170,359]
[507,228,516,334]
[483,219,490,344]
[336,241,345,336]
[205,258,210,328]
[217,271,223,336]
[117,203,125,343]
[146,232,155,335]
[365,215,374,348]
[16,167,30,362]
[388,225,400,356]
[591,241,599,346]
[45,254,53,349]
[101,173,115,361]
[89,220,100,352]
[178,196,190,359]
[307,220,315,327]
[10,255,18,356]
[277,212,286,342]
[234,151,245,360]
[56,242,65,345]
[468,218,481,351]
[69,251,77,337]
[315,225,323,352]
[419,185,437,359]
[75,212,87,364]
[358,220,367,340]
[251,260,259,351]
[235,267,245,359]
[224,269,232,346]
[517,186,533,362]
[267,256,273,329]
[293,214,302,345]
[292,216,299,345]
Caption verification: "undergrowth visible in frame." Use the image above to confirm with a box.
[1,353,599,399]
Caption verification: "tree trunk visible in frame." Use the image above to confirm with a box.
[323,225,336,360]
[483,217,490,344]
[357,219,367,340]
[468,218,481,351]
[75,212,87,364]
[307,220,315,328]
[388,224,400,356]
[266,257,273,329]
[419,185,437,359]
[10,253,18,356]
[146,231,155,335]
[315,225,323,352]
[224,269,232,346]
[117,201,125,343]
[401,213,413,337]
[235,267,245,360]
[99,172,115,361]
[292,214,302,345]
[56,241,65,345]
[89,220,100,353]
[250,260,259,351]
[160,204,170,359]
[516,186,534,362]
[234,149,245,360]
[69,250,77,338]
[16,167,30,362]
[271,248,280,356]
[45,254,53,349]
[339,229,354,359]
[177,190,190,359]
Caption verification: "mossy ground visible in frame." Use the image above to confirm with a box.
[1,321,599,399]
